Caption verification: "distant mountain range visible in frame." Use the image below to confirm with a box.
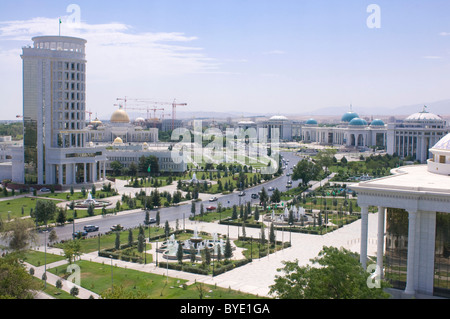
[172,99,450,120]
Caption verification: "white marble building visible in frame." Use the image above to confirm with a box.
[350,133,450,298]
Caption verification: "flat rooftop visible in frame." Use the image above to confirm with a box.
[350,164,450,196]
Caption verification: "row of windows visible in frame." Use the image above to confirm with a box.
[55,81,85,91]
[55,71,85,82]
[55,61,85,72]
[56,91,85,101]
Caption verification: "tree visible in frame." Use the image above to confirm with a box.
[254,206,260,222]
[115,232,120,250]
[128,229,134,246]
[224,238,232,260]
[56,208,67,225]
[191,202,196,217]
[164,220,170,238]
[34,200,57,227]
[1,219,36,251]
[110,161,123,176]
[269,223,276,247]
[156,211,160,226]
[259,187,268,205]
[0,253,41,299]
[292,159,323,187]
[63,240,82,264]
[137,233,145,254]
[270,188,281,203]
[269,246,391,299]
[177,241,184,264]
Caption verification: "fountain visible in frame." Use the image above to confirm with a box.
[71,190,111,209]
[158,229,228,261]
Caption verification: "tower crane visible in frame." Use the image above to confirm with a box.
[116,97,187,130]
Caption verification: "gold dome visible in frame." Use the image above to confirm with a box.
[110,107,130,123]
[113,137,123,144]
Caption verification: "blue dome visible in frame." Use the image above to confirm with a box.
[305,118,318,125]
[348,118,368,126]
[341,111,359,123]
[370,119,385,126]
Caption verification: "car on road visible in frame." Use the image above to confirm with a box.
[40,187,51,192]
[209,196,218,202]
[251,193,259,199]
[110,224,124,231]
[84,225,99,232]
[72,230,88,239]
[268,187,274,191]
[206,206,216,211]
[238,191,246,196]
[148,218,157,224]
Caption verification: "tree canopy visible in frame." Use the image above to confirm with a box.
[269,246,391,299]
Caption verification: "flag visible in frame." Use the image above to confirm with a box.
[147,165,151,173]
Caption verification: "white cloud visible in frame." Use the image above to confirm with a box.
[263,50,286,55]
[0,16,221,119]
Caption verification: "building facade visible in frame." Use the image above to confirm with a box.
[350,133,450,298]
[19,36,107,185]
[386,108,448,163]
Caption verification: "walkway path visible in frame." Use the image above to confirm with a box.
[30,211,379,299]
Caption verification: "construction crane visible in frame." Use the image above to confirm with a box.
[126,106,165,127]
[170,99,187,131]
[85,110,93,123]
[116,97,187,130]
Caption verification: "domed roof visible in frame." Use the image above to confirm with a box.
[91,117,102,125]
[405,110,442,122]
[110,107,130,123]
[269,115,288,121]
[348,117,368,126]
[341,111,359,123]
[135,117,146,122]
[113,137,123,144]
[431,133,450,151]
[305,118,318,125]
[370,119,385,126]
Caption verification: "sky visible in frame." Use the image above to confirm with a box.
[1,0,450,120]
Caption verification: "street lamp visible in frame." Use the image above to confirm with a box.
[109,255,113,294]
[44,229,48,288]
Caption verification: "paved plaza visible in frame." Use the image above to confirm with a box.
[28,211,380,299]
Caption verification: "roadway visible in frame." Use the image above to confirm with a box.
[34,151,304,245]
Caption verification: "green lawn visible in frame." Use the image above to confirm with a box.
[22,250,66,267]
[49,260,262,299]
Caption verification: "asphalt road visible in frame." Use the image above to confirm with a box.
[33,151,303,245]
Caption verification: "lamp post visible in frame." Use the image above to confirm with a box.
[44,230,47,288]
[109,255,113,294]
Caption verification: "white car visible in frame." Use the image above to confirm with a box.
[209,196,218,202]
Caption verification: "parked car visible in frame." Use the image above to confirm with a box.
[84,225,99,232]
[209,196,218,202]
[110,224,124,231]
[206,206,216,211]
[40,187,50,192]
[72,230,88,238]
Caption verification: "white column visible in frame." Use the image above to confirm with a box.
[103,161,106,180]
[377,206,385,279]
[93,162,97,182]
[58,164,63,185]
[83,163,87,183]
[404,210,418,296]
[360,205,369,270]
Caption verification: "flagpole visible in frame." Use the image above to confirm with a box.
[59,18,61,36]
